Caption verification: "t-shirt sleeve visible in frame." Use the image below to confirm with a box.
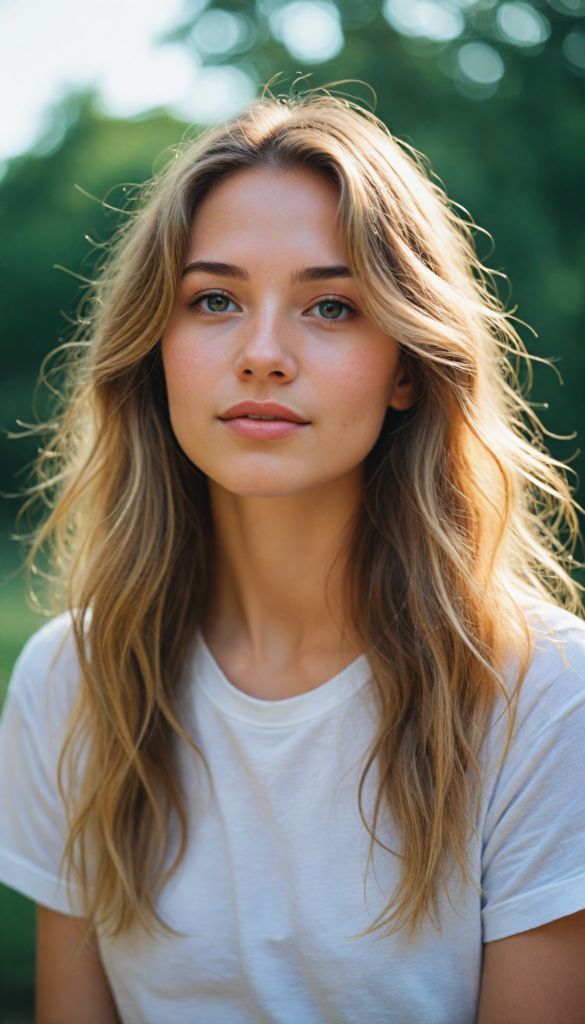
[480,609,585,942]
[0,614,84,915]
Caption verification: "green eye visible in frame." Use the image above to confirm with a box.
[205,294,231,312]
[318,300,345,319]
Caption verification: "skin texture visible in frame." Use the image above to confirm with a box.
[162,167,415,698]
[36,906,119,1024]
[36,168,585,1022]
[478,910,585,1024]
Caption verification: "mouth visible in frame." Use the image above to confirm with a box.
[219,401,309,423]
[219,401,310,439]
[242,414,289,421]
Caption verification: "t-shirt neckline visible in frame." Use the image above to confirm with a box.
[194,637,371,729]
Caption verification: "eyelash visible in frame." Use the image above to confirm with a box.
[305,295,359,320]
[186,289,359,320]
[186,289,238,312]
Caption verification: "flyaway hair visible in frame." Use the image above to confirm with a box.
[22,92,581,937]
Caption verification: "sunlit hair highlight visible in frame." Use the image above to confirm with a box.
[23,92,581,937]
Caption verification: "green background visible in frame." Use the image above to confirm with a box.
[1,1,584,1017]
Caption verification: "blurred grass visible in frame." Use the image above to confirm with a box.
[0,522,47,1023]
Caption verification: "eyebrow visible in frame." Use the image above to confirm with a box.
[292,265,352,283]
[181,260,249,280]
[181,260,352,284]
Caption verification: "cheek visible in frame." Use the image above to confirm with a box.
[314,339,398,432]
[162,330,224,423]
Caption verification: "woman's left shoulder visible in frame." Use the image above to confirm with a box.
[483,599,585,779]
[515,601,585,729]
[480,601,585,942]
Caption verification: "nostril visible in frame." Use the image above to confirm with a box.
[271,371,285,378]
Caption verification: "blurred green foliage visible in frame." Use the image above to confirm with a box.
[0,535,39,1022]
[0,885,35,1024]
[0,101,187,499]
[0,0,584,1016]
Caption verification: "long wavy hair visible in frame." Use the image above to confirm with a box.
[24,93,581,938]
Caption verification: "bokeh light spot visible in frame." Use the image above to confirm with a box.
[269,1,344,64]
[383,0,465,42]
[563,28,585,69]
[458,41,505,83]
[191,10,249,56]
[173,65,257,124]
[497,3,550,47]
[547,0,585,14]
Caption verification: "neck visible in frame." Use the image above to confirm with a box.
[204,467,364,699]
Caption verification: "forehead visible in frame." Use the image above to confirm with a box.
[186,167,344,265]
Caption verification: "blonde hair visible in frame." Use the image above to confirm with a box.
[25,93,581,938]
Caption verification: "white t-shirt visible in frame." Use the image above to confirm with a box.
[1,604,585,1024]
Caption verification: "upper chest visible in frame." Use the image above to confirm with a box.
[97,681,485,1024]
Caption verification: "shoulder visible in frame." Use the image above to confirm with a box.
[480,602,585,938]
[7,612,81,728]
[513,601,585,733]
[482,599,585,782]
[526,599,585,665]
[0,613,87,914]
[483,598,585,780]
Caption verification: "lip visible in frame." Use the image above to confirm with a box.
[219,400,310,440]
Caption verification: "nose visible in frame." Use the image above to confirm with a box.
[234,309,298,384]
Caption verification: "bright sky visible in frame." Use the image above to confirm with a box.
[0,0,256,166]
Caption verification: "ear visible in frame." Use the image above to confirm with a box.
[388,358,417,411]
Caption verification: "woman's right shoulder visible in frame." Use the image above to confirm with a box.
[7,612,82,725]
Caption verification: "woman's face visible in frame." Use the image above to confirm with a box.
[162,167,414,498]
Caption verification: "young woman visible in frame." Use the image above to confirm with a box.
[0,94,584,1024]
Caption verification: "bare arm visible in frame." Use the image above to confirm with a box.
[36,905,120,1024]
[478,909,585,1024]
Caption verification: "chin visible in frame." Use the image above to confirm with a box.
[215,475,314,499]
[203,459,327,499]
